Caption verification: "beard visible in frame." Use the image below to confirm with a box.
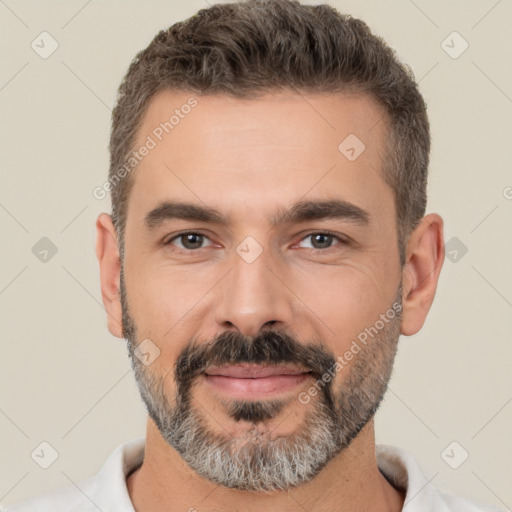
[120,268,402,492]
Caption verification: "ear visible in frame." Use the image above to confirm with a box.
[96,213,124,339]
[401,213,445,336]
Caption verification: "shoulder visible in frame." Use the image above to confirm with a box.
[376,444,507,512]
[1,437,145,512]
[0,479,97,512]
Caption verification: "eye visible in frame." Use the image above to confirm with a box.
[164,231,347,253]
[165,231,214,251]
[297,232,347,251]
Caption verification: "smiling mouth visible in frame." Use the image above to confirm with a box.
[203,363,312,398]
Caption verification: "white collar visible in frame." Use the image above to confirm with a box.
[4,437,501,511]
[90,439,452,511]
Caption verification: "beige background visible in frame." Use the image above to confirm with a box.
[1,0,511,509]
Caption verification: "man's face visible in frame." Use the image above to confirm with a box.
[120,90,403,491]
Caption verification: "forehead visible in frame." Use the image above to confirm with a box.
[127,89,393,229]
[135,88,388,155]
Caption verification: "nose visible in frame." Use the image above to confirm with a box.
[214,245,294,338]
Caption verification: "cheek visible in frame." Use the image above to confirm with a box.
[125,259,214,342]
[292,261,393,348]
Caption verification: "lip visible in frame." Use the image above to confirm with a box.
[204,363,311,378]
[203,364,312,399]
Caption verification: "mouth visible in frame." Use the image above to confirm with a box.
[203,363,312,399]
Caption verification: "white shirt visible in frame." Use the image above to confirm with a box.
[1,437,505,512]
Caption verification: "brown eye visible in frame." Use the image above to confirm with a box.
[166,232,213,251]
[297,232,346,251]
[310,233,334,249]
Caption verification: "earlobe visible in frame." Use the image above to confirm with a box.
[96,213,124,339]
[400,213,445,336]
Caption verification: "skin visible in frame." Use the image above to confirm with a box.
[96,89,444,512]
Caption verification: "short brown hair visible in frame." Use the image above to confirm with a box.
[109,0,430,266]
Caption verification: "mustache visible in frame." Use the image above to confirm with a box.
[174,330,337,387]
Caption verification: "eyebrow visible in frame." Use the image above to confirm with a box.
[143,199,370,230]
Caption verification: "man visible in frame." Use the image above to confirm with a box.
[2,0,505,511]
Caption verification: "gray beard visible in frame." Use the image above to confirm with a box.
[121,270,402,492]
[139,370,344,492]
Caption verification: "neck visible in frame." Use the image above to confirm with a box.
[127,418,405,512]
